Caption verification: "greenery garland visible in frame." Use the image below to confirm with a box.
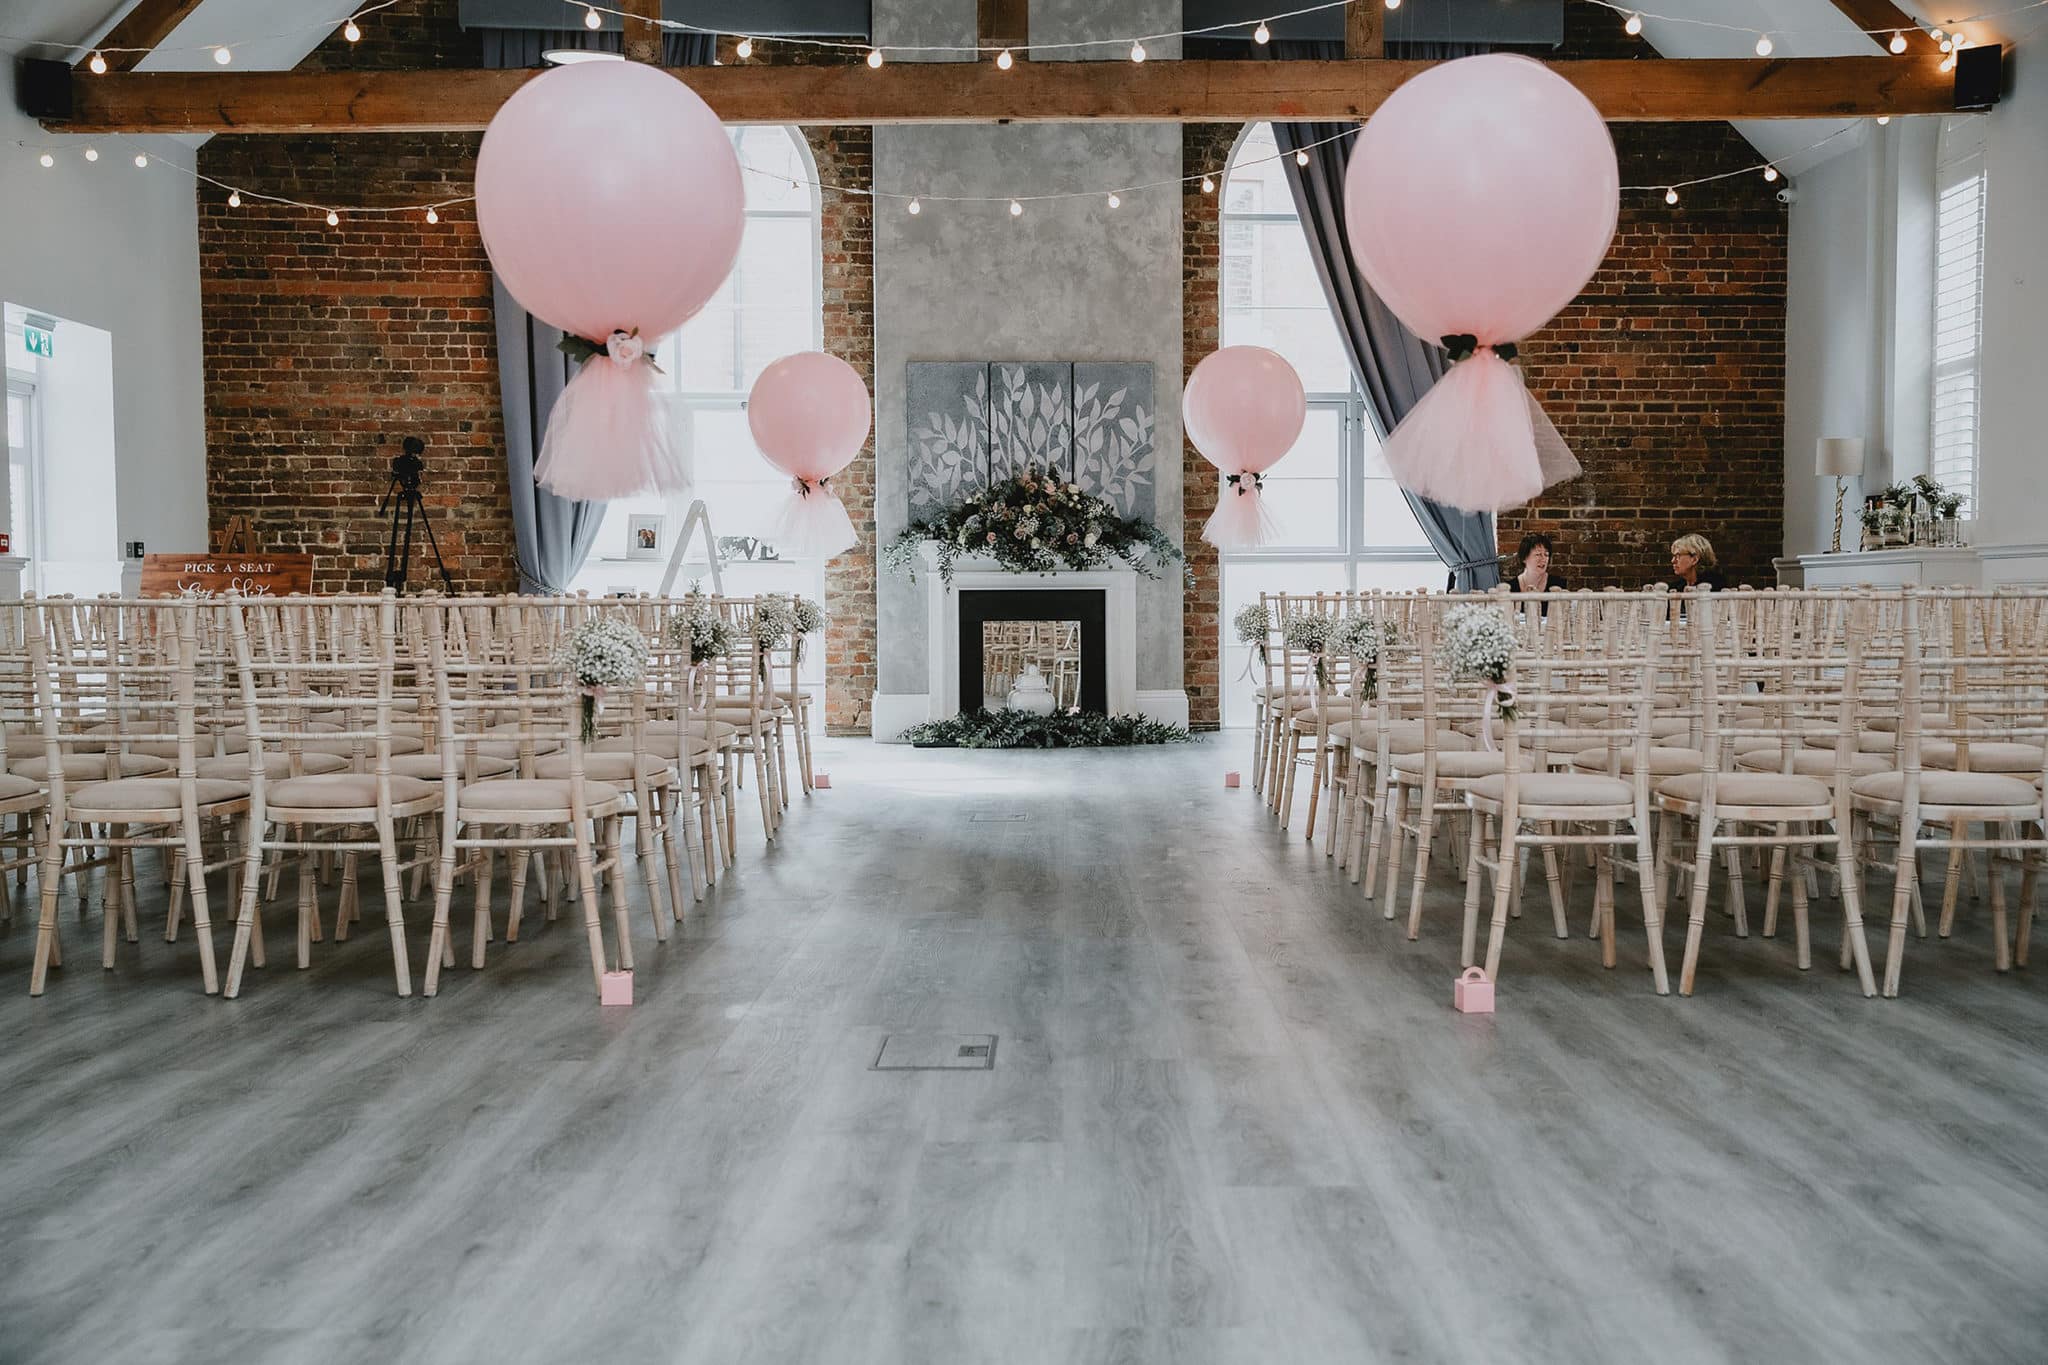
[883,464,1191,587]
[903,708,1193,749]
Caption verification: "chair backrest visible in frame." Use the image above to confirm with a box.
[420,598,602,801]
[225,592,405,805]
[29,598,204,802]
[1489,590,1665,804]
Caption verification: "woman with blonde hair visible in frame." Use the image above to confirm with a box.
[1666,533,1727,591]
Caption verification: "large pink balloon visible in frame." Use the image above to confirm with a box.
[476,61,743,343]
[747,352,873,480]
[1344,54,1618,346]
[1184,346,1306,475]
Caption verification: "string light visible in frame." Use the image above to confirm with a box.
[1888,30,1907,52]
[1130,40,1147,62]
[344,20,362,43]
[1201,175,1216,192]
[1940,36,1954,50]
[1624,12,1643,35]
[907,197,921,215]
[996,48,1014,69]
[1385,0,1401,10]
[326,210,341,227]
[735,37,753,59]
[1930,27,1946,41]
[1762,165,1779,182]
[1009,199,1023,217]
[227,190,241,207]
[425,207,439,224]
[213,45,232,64]
[1877,115,1891,125]
[133,153,148,168]
[1664,187,1679,205]
[38,152,53,168]
[1107,192,1121,208]
[583,5,602,29]
[1940,52,1957,70]
[867,47,884,67]
[83,147,98,162]
[88,51,107,74]
[1296,149,1310,166]
[1254,20,1272,44]
[1754,33,1774,56]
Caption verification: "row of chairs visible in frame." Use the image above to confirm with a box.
[1249,586,2048,998]
[0,592,817,1001]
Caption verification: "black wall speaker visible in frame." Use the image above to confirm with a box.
[16,57,72,120]
[1956,44,2003,112]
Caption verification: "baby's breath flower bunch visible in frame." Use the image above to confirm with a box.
[1440,603,1518,721]
[558,615,650,741]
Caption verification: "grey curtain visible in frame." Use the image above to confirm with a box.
[1264,41,1502,590]
[483,32,716,593]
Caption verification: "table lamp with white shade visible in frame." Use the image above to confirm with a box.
[1816,437,1865,553]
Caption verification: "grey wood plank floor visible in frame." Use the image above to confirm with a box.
[2,736,2046,1364]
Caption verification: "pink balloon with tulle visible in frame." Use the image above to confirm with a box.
[475,61,744,501]
[1343,53,1615,513]
[1185,346,1306,550]
[748,352,872,559]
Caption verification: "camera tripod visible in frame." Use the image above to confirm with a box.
[380,437,455,594]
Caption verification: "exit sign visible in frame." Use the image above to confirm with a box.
[23,325,53,359]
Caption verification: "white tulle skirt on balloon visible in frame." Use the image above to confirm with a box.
[1202,481,1281,550]
[533,357,690,501]
[772,486,859,559]
[1379,350,1580,514]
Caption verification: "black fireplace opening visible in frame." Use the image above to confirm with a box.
[959,589,1107,715]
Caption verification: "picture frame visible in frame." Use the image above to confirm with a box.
[626,514,665,561]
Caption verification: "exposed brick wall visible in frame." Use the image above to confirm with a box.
[1179,9,1787,709]
[1182,122,1239,732]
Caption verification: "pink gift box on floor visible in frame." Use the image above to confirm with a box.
[813,772,831,789]
[600,970,633,1006]
[1453,967,1494,1014]
[1223,771,1241,789]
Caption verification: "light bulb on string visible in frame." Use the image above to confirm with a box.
[227,190,241,207]
[1931,28,1946,42]
[1253,21,1271,44]
[213,45,232,65]
[1201,175,1215,193]
[344,19,362,43]
[1888,30,1906,53]
[38,153,53,168]
[1939,36,1953,52]
[133,153,148,168]
[867,47,884,67]
[326,210,341,227]
[1877,115,1891,125]
[996,48,1013,69]
[735,37,752,59]
[1940,53,1956,71]
[1295,149,1309,166]
[83,147,98,162]
[1009,199,1023,217]
[1130,40,1146,62]
[425,207,439,224]
[89,51,107,74]
[1385,0,1401,11]
[1107,192,1121,209]
[1763,165,1779,182]
[907,197,921,215]
[1664,186,1679,205]
[1624,13,1643,36]
[584,5,602,30]
[1754,34,1774,56]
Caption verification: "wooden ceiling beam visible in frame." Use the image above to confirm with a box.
[49,56,1959,134]
[978,0,1029,60]
[77,0,208,72]
[1822,0,1943,57]
[620,0,664,65]
[1345,1,1384,60]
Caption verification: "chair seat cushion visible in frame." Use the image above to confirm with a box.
[458,778,621,816]
[386,752,518,781]
[1736,749,1889,779]
[293,734,428,759]
[1655,772,1832,807]
[1391,749,1515,779]
[196,753,350,781]
[1851,770,2042,808]
[267,774,438,809]
[1468,772,1633,806]
[534,753,674,784]
[0,773,42,802]
[1800,730,1897,754]
[67,777,248,811]
[1919,740,2045,774]
[1568,745,1706,777]
[1337,721,1475,754]
[9,733,106,758]
[11,753,172,783]
[1594,716,1694,741]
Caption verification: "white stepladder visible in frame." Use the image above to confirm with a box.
[657,499,726,598]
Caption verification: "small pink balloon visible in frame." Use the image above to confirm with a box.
[476,61,743,343]
[1344,54,1618,346]
[747,352,873,480]
[1184,346,1306,475]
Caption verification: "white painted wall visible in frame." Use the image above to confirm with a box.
[1782,42,2048,561]
[0,98,207,566]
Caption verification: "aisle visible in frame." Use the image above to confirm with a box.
[1,737,2044,1364]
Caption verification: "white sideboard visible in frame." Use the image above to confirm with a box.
[1775,543,2048,590]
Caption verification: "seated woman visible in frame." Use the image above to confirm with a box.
[1513,532,1566,594]
[1667,533,1728,591]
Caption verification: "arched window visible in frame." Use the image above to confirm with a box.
[1216,123,1441,726]
[568,125,824,599]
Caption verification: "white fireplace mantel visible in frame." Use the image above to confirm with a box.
[869,546,1186,741]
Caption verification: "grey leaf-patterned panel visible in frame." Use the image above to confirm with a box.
[906,361,1156,522]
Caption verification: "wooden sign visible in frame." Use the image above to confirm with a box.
[138,553,314,598]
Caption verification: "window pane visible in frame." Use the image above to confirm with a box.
[1220,220,1353,392]
[1362,479,1430,546]
[1218,558,1349,727]
[737,128,813,213]
[673,274,738,392]
[1222,124,1291,216]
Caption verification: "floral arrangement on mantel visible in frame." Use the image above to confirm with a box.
[1861,473,1968,549]
[884,464,1190,587]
